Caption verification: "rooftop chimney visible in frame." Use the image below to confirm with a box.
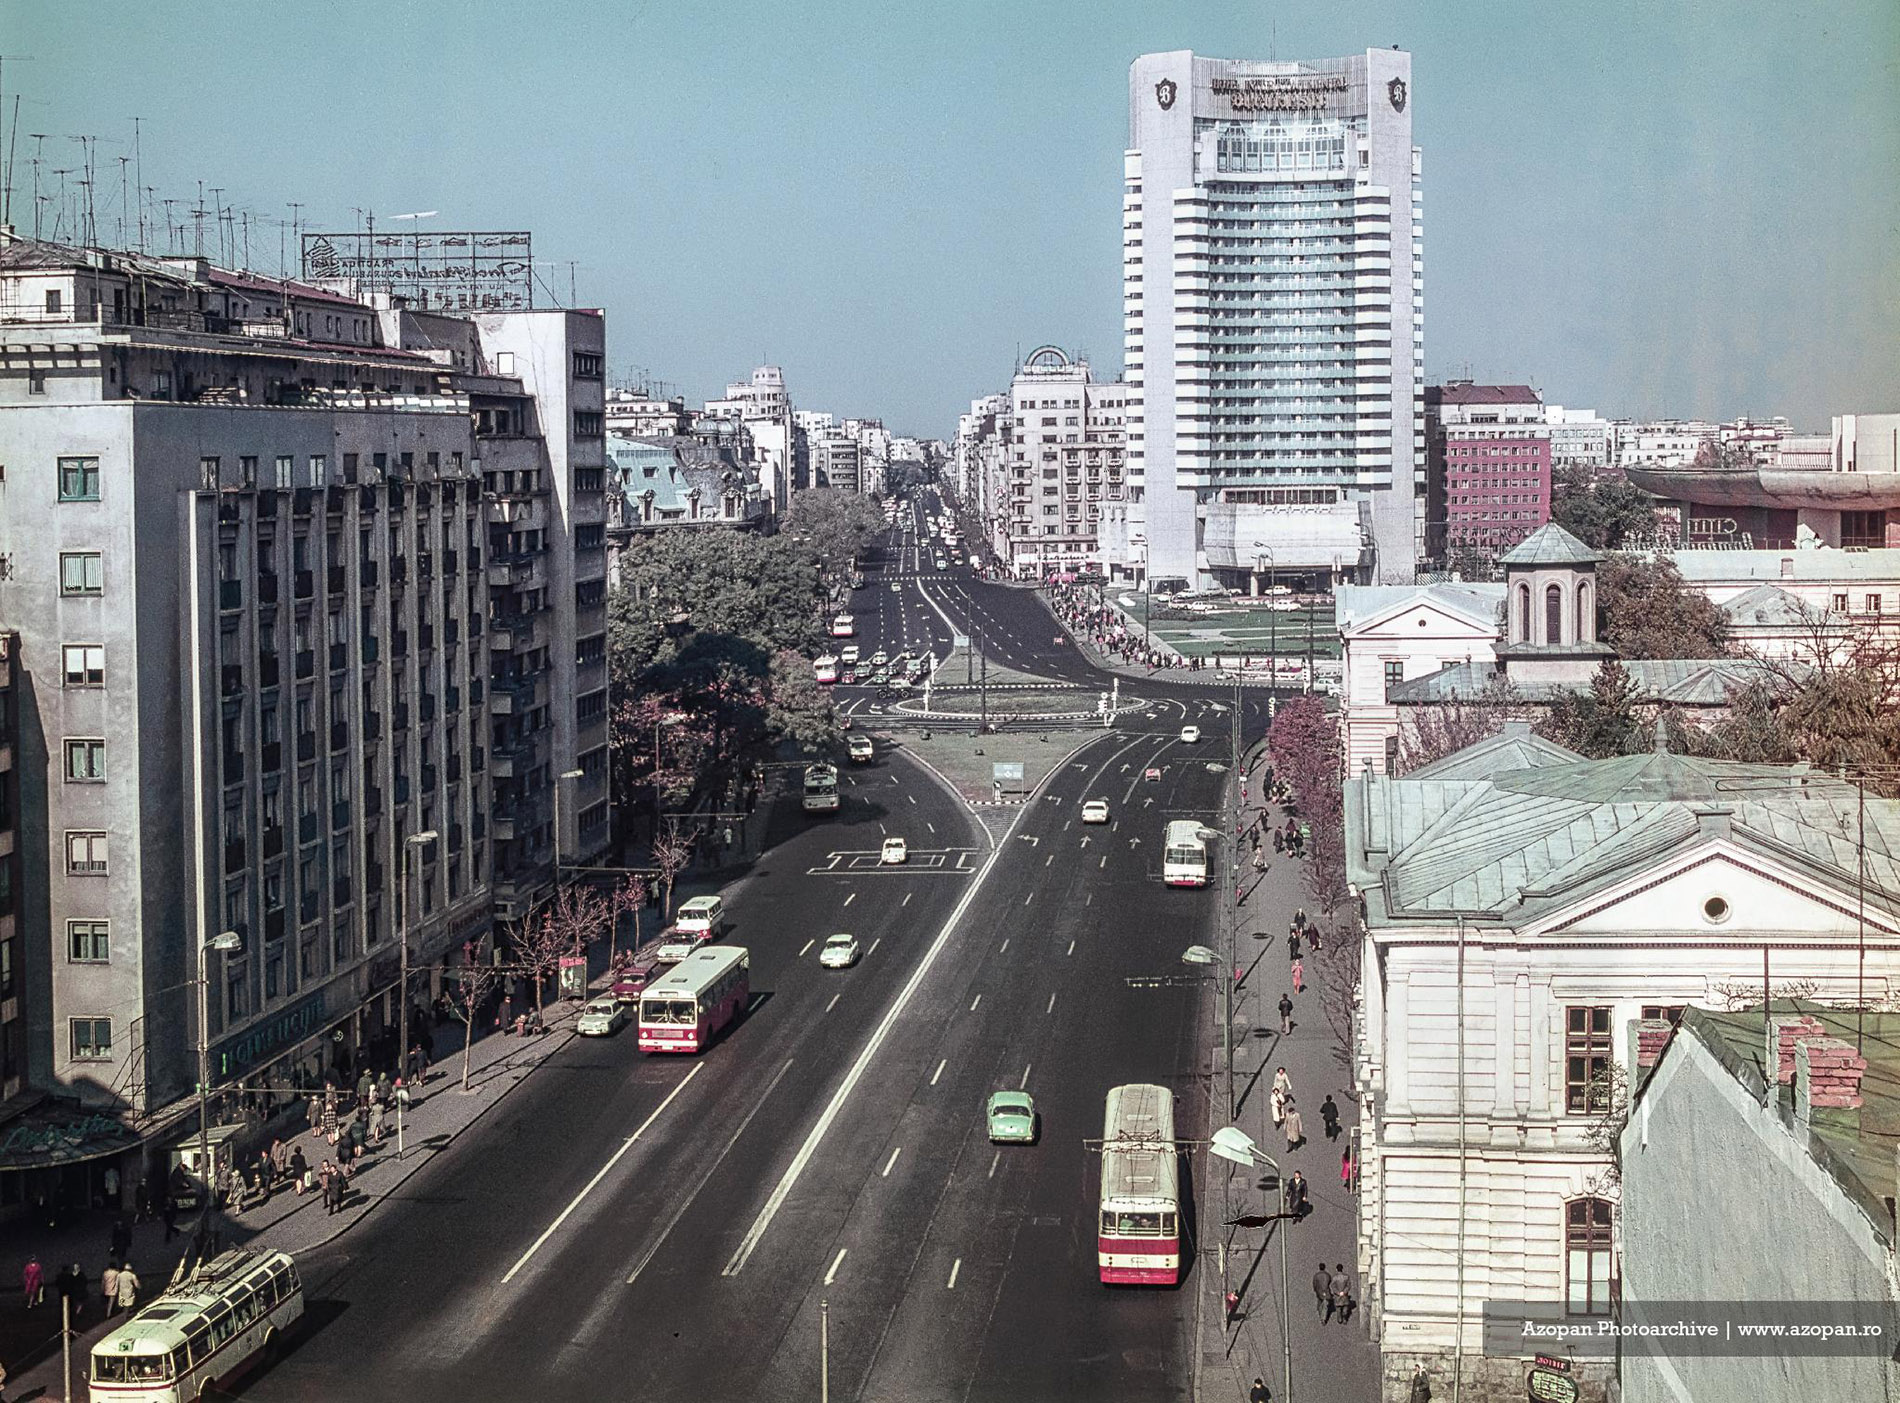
[1794,1036,1867,1126]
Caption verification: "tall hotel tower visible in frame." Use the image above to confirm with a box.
[1122,50,1422,589]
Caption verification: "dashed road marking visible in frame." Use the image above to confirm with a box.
[999,938,1009,952]
[1020,1062,1033,1088]
[868,938,880,956]
[931,1058,947,1085]
[824,1248,847,1286]
[882,1147,901,1177]
[970,994,983,1012]
[799,939,814,958]
[1067,939,1075,956]
[826,993,840,1013]
[947,1258,962,1290]
[1046,992,1057,1014]
[843,892,857,907]
[988,1150,1000,1179]
[902,892,913,907]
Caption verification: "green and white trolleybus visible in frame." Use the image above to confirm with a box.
[90,1248,303,1401]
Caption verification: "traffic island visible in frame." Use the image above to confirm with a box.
[885,727,1105,805]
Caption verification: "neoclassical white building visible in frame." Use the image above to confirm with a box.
[1344,732,1900,1401]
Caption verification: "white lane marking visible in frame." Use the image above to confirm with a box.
[868,937,881,956]
[902,892,913,907]
[999,938,1009,953]
[927,822,936,834]
[1046,992,1057,1015]
[844,892,857,908]
[1023,892,1033,905]
[1067,939,1076,956]
[824,1248,848,1286]
[948,1258,962,1290]
[1064,820,1071,831]
[625,1058,793,1286]
[799,939,814,958]
[1086,893,1093,907]
[970,994,982,1011]
[1044,854,1052,867]
[1099,856,1106,869]
[826,993,841,1013]
[504,1064,704,1283]
[1020,1062,1033,1088]
[909,794,917,805]
[882,1146,902,1177]
[989,1150,1000,1179]
[931,1058,947,1086]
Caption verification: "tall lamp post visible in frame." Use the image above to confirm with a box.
[194,927,243,1252]
[396,829,438,1096]
[1210,1125,1294,1403]
[1253,545,1275,690]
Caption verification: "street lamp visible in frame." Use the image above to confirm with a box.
[194,927,243,1253]
[1210,1126,1294,1403]
[397,829,438,1099]
[1253,544,1276,691]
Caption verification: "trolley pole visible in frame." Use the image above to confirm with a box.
[820,1298,831,1403]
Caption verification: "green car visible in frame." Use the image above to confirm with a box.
[986,1091,1038,1144]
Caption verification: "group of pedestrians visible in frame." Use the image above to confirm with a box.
[19,1249,139,1325]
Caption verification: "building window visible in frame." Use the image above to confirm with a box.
[46,288,62,313]
[1869,594,1883,616]
[58,456,101,502]
[1564,1197,1615,1315]
[1641,1004,1686,1024]
[70,1018,113,1061]
[60,551,104,595]
[64,738,107,782]
[1516,584,1530,640]
[573,351,603,379]
[1565,1005,1614,1113]
[66,831,109,874]
[68,920,111,963]
[28,368,46,394]
[574,411,603,438]
[1383,661,1404,691]
[1545,584,1563,644]
[1384,733,1399,775]
[63,644,105,687]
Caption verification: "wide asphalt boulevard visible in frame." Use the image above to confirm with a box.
[248,492,1247,1402]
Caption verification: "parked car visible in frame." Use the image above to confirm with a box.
[1179,725,1201,744]
[881,836,909,864]
[576,997,628,1037]
[1081,799,1111,824]
[986,1090,1038,1144]
[819,933,862,969]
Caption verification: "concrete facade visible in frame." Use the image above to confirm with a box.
[1125,49,1422,589]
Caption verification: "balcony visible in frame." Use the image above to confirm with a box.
[361,560,379,589]
[332,799,351,830]
[261,741,282,773]
[221,664,244,697]
[299,893,319,925]
[297,731,317,763]
[223,839,246,874]
[332,879,352,908]
[298,811,319,844]
[292,488,314,518]
[421,764,438,792]
[265,908,286,941]
[391,559,409,588]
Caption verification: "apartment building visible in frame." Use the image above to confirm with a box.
[990,349,1127,579]
[1424,382,1552,560]
[703,365,793,516]
[0,231,605,1200]
[0,633,19,1105]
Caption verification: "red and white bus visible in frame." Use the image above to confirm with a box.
[639,945,750,1053]
[1098,1083,1181,1285]
[813,655,840,685]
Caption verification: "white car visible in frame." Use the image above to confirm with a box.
[1179,725,1201,744]
[840,644,861,666]
[575,997,627,1037]
[870,650,889,668]
[1081,799,1111,824]
[819,933,862,969]
[881,836,909,865]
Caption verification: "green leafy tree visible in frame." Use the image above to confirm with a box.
[782,488,885,583]
[1598,552,1731,659]
[1553,463,1659,551]
[1538,660,1647,758]
[767,648,844,755]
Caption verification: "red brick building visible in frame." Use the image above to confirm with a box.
[1425,382,1552,561]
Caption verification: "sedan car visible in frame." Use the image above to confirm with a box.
[1179,725,1201,744]
[870,650,889,668]
[986,1091,1038,1144]
[575,997,628,1037]
[848,734,875,762]
[818,933,862,969]
[1081,799,1111,824]
[868,667,890,685]
[890,582,902,593]
[881,836,909,864]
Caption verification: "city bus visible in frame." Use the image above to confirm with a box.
[638,945,751,1053]
[89,1248,303,1401]
[1162,819,1209,887]
[831,612,856,637]
[813,654,840,685]
[1098,1083,1181,1285]
[802,762,841,812]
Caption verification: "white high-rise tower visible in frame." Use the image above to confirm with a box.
[1123,50,1423,590]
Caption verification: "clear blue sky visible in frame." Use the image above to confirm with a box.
[8,0,1896,436]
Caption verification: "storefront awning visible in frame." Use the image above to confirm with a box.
[0,1097,144,1171]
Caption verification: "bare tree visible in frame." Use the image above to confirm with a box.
[1396,676,1531,774]
[610,873,649,963]
[651,827,693,921]
[445,944,500,1092]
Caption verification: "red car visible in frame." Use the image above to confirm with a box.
[842,668,858,684]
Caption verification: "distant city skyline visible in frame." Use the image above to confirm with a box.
[9,0,1895,435]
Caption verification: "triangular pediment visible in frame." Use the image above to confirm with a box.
[1534,844,1900,940]
[1360,600,1500,640]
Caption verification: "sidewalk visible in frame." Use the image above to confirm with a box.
[1194,781,1381,1403]
[1046,585,1282,690]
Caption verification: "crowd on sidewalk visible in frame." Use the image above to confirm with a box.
[1046,582,1185,672]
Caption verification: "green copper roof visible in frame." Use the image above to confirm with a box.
[1497,521,1604,568]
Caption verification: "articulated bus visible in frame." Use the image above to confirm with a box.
[90,1249,303,1401]
[803,762,841,813]
[639,945,751,1053]
[1161,819,1209,887]
[1098,1083,1181,1285]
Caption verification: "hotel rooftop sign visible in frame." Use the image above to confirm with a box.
[301,230,534,311]
[1211,74,1348,112]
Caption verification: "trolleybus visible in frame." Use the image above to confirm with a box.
[813,655,839,685]
[89,1248,303,1401]
[1162,819,1209,887]
[638,945,751,1053]
[1098,1083,1181,1285]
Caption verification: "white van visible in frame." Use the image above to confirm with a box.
[675,895,724,941]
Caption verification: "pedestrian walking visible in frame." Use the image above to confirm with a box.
[1409,1363,1433,1403]
[1342,1146,1355,1193]
[21,1255,44,1309]
[116,1264,140,1315]
[1250,1377,1272,1403]
[1312,1261,1331,1320]
[289,1145,309,1195]
[1320,1094,1340,1142]
[111,1217,132,1263]
[1283,1099,1304,1151]
[55,1263,86,1324]
[1307,921,1323,953]
[1287,931,1302,963]
[1224,1289,1242,1323]
[1270,1084,1287,1128]
[1329,1264,1353,1323]
[1283,1170,1310,1220]
[270,1136,289,1185]
[101,1262,120,1317]
[1278,992,1294,1035]
[1291,957,1305,994]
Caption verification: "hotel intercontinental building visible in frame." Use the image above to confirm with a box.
[1112,49,1423,591]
